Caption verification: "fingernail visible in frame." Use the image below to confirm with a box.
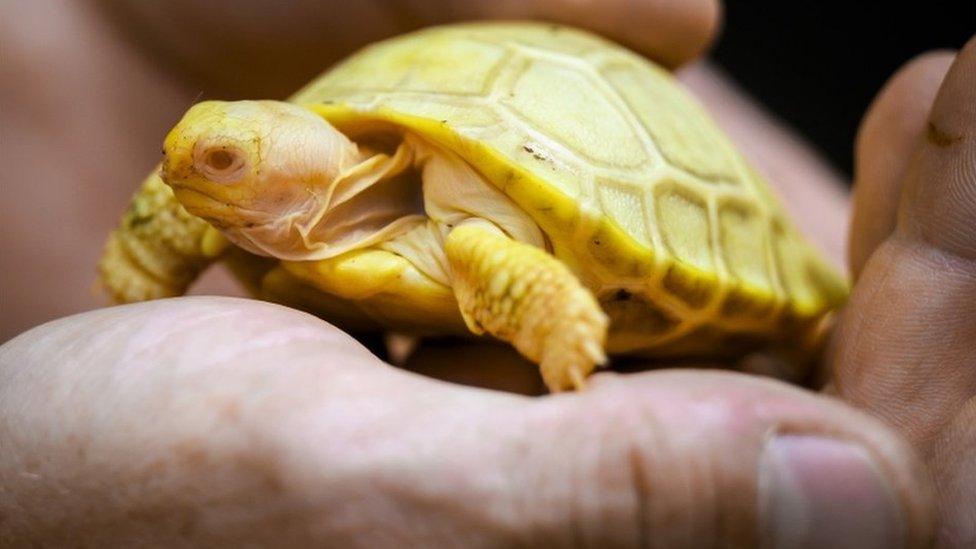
[759,435,905,549]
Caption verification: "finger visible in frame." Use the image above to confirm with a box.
[102,0,720,97]
[899,37,976,259]
[849,51,955,279]
[524,371,933,548]
[482,0,721,68]
[830,38,976,543]
[679,62,849,268]
[831,37,976,447]
[0,298,934,547]
[0,297,529,546]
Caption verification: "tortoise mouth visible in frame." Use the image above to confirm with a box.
[168,186,269,229]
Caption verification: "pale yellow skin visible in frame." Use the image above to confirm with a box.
[99,23,847,391]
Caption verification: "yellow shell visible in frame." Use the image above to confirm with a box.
[100,22,847,357]
[289,22,846,353]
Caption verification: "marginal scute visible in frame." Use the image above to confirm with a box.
[805,259,849,309]
[721,286,777,322]
[581,216,656,281]
[719,200,774,296]
[655,185,714,272]
[603,292,679,341]
[771,223,816,310]
[597,183,649,247]
[661,264,714,310]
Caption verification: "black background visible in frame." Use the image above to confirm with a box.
[713,1,974,178]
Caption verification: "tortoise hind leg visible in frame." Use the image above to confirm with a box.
[445,220,609,391]
[98,170,228,302]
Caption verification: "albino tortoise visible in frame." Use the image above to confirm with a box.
[99,22,847,391]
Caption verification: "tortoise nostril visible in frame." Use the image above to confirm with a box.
[205,149,236,171]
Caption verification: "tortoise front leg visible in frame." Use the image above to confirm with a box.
[98,170,228,302]
[445,221,609,391]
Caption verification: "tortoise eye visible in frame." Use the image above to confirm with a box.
[197,146,247,184]
[205,149,235,171]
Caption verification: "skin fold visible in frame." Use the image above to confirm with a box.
[1,0,973,547]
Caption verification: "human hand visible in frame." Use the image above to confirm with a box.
[3,40,975,544]
[832,38,976,547]
[2,0,974,546]
[0,296,934,547]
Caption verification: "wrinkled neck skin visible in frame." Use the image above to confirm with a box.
[225,136,418,261]
[231,131,545,287]
[210,114,371,259]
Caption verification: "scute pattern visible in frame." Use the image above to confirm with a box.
[506,62,649,168]
[597,184,649,247]
[655,185,714,272]
[293,23,846,352]
[719,200,771,292]
[601,63,745,184]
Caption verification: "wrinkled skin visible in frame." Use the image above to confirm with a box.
[1,1,974,547]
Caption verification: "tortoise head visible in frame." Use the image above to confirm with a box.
[161,100,358,235]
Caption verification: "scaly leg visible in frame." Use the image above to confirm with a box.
[445,221,609,391]
[99,170,228,302]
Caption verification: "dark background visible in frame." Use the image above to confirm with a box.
[714,1,974,177]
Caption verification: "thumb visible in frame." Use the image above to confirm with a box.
[1,298,934,547]
[510,371,934,548]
